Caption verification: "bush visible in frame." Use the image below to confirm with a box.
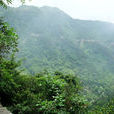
[1,71,87,113]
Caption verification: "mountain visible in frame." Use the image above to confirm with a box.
[0,6,114,79]
[1,5,114,102]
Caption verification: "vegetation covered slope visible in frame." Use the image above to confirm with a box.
[0,5,114,113]
[1,5,114,101]
[1,6,114,78]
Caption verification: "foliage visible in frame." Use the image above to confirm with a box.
[1,69,87,113]
[0,3,87,114]
[1,6,114,81]
[0,4,114,114]
[0,0,26,8]
[0,18,18,59]
[0,18,19,105]
[1,6,114,107]
[89,97,114,114]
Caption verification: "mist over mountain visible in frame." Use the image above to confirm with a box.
[1,5,114,79]
[0,5,114,112]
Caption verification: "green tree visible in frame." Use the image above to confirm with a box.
[8,71,87,114]
[0,18,19,106]
[0,19,18,59]
[0,0,26,8]
[0,0,20,105]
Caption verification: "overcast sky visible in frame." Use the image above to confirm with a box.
[11,0,114,23]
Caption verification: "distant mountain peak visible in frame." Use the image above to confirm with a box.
[1,5,114,76]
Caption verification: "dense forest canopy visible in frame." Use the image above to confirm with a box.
[0,1,114,114]
[1,6,114,76]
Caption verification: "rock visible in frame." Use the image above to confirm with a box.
[0,104,12,114]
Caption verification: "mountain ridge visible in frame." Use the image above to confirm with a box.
[0,6,114,78]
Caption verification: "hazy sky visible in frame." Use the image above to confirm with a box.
[11,0,114,23]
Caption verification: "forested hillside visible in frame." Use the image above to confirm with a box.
[0,5,114,113]
[1,6,114,77]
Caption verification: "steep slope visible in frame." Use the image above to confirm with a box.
[0,6,114,79]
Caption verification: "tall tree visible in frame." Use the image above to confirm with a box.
[0,0,20,105]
